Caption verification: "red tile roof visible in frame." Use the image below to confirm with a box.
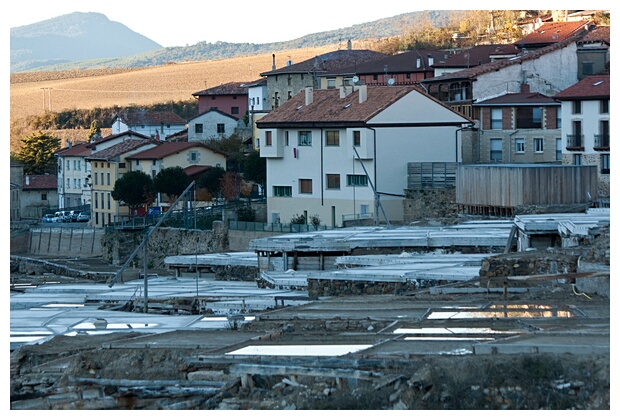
[554,75,610,100]
[192,81,251,97]
[55,131,150,157]
[114,110,186,125]
[261,50,389,76]
[183,165,214,177]
[437,44,519,68]
[515,20,591,47]
[125,141,226,160]
[578,25,610,45]
[325,49,454,75]
[23,174,57,190]
[257,85,470,127]
[86,138,161,160]
[475,92,559,106]
[422,32,589,83]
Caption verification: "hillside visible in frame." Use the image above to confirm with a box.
[9,44,341,152]
[10,10,452,73]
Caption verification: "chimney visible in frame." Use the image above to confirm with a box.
[304,87,313,105]
[25,175,29,186]
[272,54,276,71]
[357,85,367,103]
[340,86,353,98]
[347,39,352,50]
[520,83,530,93]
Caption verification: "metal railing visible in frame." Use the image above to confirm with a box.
[228,220,331,232]
[566,134,584,149]
[594,134,610,149]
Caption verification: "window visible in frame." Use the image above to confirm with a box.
[326,174,340,189]
[41,193,47,201]
[94,192,98,209]
[490,139,502,162]
[582,61,594,76]
[600,99,609,114]
[107,192,111,209]
[557,107,562,129]
[231,106,239,115]
[119,163,126,169]
[601,154,610,174]
[107,172,110,185]
[491,108,502,129]
[299,179,313,194]
[298,131,312,146]
[534,138,544,153]
[515,138,525,153]
[273,186,292,197]
[285,131,289,146]
[360,204,370,216]
[572,100,582,114]
[516,107,542,129]
[327,78,336,88]
[217,124,225,134]
[190,151,198,162]
[325,131,340,146]
[353,131,361,147]
[347,174,368,186]
[574,154,582,165]
[556,138,562,161]
[195,123,203,134]
[265,131,272,146]
[94,172,98,185]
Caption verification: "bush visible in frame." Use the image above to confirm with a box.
[290,214,306,224]
[237,207,256,222]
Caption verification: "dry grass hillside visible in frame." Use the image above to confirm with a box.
[9,44,352,153]
[10,45,342,121]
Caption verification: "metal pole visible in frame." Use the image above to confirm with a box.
[143,235,148,313]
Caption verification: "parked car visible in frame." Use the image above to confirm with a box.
[69,210,79,222]
[76,212,90,222]
[42,214,54,223]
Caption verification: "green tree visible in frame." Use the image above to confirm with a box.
[197,166,225,200]
[242,149,266,190]
[111,171,155,214]
[153,166,191,202]
[15,131,60,174]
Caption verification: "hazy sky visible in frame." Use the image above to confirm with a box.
[6,0,428,47]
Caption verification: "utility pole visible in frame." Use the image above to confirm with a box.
[40,88,52,111]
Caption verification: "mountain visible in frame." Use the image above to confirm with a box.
[10,10,452,73]
[10,12,163,72]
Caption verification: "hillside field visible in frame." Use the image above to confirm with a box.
[9,44,344,152]
[10,45,342,121]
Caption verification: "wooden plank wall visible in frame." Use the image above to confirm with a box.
[456,165,599,208]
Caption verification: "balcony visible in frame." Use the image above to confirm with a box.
[594,134,610,151]
[566,134,584,151]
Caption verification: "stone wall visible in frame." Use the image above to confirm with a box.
[307,279,434,299]
[403,188,459,224]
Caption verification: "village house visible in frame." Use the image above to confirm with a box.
[20,174,57,220]
[431,44,519,77]
[192,81,250,117]
[187,109,248,142]
[554,74,610,197]
[125,141,228,208]
[259,46,388,110]
[111,109,186,140]
[85,138,161,227]
[55,131,151,209]
[257,84,472,227]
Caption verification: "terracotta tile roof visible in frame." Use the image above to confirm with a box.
[243,77,267,87]
[475,91,559,106]
[324,49,454,75]
[86,138,161,161]
[125,141,226,160]
[55,131,150,157]
[192,81,251,97]
[578,25,610,45]
[257,85,468,127]
[114,110,186,125]
[554,75,610,100]
[421,33,587,83]
[437,44,519,68]
[166,128,188,141]
[260,50,389,76]
[23,174,57,190]
[184,165,213,177]
[515,20,591,48]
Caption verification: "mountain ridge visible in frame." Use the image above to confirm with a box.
[10,10,450,73]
